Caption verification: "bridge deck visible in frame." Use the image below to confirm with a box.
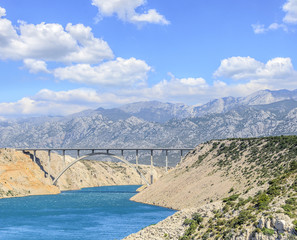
[16,148,194,151]
[16,147,195,185]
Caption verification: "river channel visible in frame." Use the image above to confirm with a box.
[0,185,175,240]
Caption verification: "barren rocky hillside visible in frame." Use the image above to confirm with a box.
[0,149,60,198]
[127,136,297,239]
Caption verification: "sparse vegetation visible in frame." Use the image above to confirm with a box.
[179,136,297,239]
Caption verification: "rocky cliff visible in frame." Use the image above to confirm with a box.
[0,149,165,198]
[0,149,60,198]
[126,136,297,239]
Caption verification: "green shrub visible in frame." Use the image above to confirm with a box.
[183,218,193,226]
[254,193,270,210]
[192,213,203,224]
[293,220,297,232]
[223,194,240,203]
[262,227,274,236]
[290,161,297,171]
[230,210,254,227]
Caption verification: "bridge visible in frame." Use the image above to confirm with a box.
[16,148,194,186]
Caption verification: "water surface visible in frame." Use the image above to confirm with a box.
[0,185,175,240]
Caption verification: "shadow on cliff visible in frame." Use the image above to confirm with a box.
[22,151,54,181]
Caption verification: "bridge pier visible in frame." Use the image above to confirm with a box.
[165,150,168,172]
[136,149,139,168]
[180,150,183,163]
[63,150,66,168]
[150,150,154,184]
[48,150,51,179]
[33,150,36,163]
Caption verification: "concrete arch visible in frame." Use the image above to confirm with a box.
[52,152,150,186]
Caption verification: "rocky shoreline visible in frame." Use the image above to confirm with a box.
[124,137,297,239]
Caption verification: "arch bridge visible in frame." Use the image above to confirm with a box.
[16,148,194,186]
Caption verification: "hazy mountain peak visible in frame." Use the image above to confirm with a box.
[241,89,297,105]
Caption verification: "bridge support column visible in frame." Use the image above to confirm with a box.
[77,150,80,159]
[150,150,154,184]
[136,150,139,168]
[165,150,168,172]
[180,150,183,163]
[63,150,66,168]
[48,150,51,179]
[33,150,36,163]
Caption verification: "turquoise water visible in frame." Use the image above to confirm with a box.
[0,185,175,240]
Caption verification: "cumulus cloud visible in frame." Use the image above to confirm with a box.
[214,56,296,81]
[0,88,140,116]
[283,0,297,24]
[23,59,50,73]
[53,57,151,86]
[0,6,6,17]
[214,56,263,79]
[252,0,297,34]
[0,7,153,88]
[118,75,216,104]
[0,9,113,63]
[92,0,169,25]
[1,56,297,117]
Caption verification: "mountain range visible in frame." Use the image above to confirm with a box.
[0,89,297,157]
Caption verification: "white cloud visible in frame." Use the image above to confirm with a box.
[119,57,297,104]
[252,23,288,34]
[0,88,143,116]
[91,0,169,25]
[251,24,266,34]
[180,77,206,86]
[268,23,288,31]
[33,88,104,104]
[1,56,297,117]
[214,56,264,79]
[252,0,297,34]
[54,57,151,86]
[0,7,6,17]
[283,0,297,24]
[130,9,169,25]
[23,59,50,73]
[0,7,153,89]
[214,57,296,81]
[0,8,113,63]
[118,75,213,104]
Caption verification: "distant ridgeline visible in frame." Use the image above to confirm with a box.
[0,89,297,166]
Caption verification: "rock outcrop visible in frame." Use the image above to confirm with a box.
[0,149,60,198]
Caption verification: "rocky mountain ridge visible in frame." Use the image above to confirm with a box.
[0,89,296,167]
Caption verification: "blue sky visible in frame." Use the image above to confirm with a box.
[0,0,297,117]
